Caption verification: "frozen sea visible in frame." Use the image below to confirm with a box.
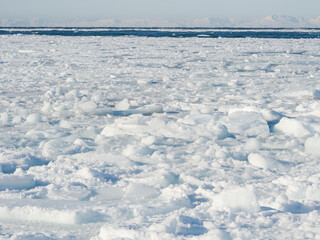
[0,28,320,239]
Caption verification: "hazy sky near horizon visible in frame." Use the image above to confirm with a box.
[1,0,319,20]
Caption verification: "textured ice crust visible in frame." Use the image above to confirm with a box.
[0,35,320,239]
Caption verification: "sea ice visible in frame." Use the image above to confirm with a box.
[0,32,320,239]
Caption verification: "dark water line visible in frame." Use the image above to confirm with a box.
[0,28,320,39]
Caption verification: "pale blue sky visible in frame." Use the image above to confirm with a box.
[1,0,319,20]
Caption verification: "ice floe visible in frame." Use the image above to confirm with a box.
[0,34,320,239]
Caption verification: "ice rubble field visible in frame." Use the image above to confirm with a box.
[0,34,320,239]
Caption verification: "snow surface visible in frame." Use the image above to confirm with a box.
[0,34,320,239]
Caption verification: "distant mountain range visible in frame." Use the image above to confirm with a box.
[1,16,320,28]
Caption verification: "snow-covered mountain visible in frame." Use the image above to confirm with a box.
[1,16,320,28]
[252,15,315,28]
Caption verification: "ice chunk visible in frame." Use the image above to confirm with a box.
[306,184,320,201]
[227,111,269,137]
[159,185,191,210]
[273,194,314,214]
[91,187,123,201]
[47,183,91,201]
[42,139,82,158]
[305,136,320,155]
[101,115,165,137]
[149,217,177,234]
[12,115,22,124]
[79,101,97,111]
[244,139,261,152]
[205,143,229,159]
[261,109,282,122]
[175,215,207,236]
[0,206,105,224]
[123,144,154,157]
[26,113,42,124]
[248,153,284,170]
[211,186,260,213]
[211,123,230,140]
[0,152,47,173]
[124,183,159,200]
[286,183,307,200]
[135,104,163,115]
[53,104,68,112]
[0,174,35,191]
[115,98,130,110]
[92,225,172,240]
[76,167,102,180]
[141,135,156,145]
[78,126,98,138]
[93,226,141,240]
[91,93,103,103]
[0,112,9,124]
[274,117,311,138]
[65,89,79,99]
[25,129,46,139]
[313,90,320,99]
[178,114,215,125]
[201,227,231,240]
[18,49,34,53]
[41,101,52,113]
[141,171,179,188]
[59,120,74,129]
[8,233,75,240]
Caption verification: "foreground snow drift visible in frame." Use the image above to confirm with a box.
[0,35,320,239]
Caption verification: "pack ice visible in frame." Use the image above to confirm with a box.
[0,34,320,239]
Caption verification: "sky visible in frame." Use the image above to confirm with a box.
[1,0,319,21]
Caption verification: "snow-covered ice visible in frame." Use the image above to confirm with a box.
[0,34,320,239]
